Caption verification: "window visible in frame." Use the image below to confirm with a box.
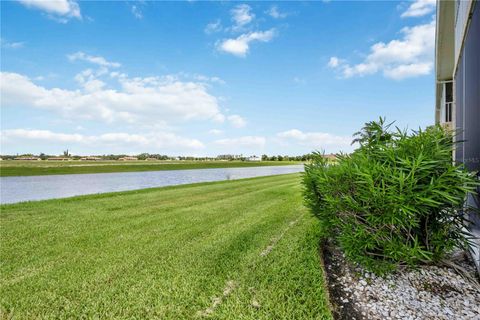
[445,82,453,123]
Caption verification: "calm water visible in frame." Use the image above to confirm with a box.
[0,165,304,204]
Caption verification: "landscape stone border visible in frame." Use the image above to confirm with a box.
[321,240,480,320]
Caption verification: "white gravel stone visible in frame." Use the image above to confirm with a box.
[325,245,480,320]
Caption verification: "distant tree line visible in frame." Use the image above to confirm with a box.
[261,154,317,161]
[1,152,333,162]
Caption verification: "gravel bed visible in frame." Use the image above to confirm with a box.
[323,241,480,320]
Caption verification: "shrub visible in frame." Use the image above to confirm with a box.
[303,118,479,274]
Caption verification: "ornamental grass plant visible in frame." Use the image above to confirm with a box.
[303,118,479,273]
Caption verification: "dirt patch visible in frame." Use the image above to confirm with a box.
[197,280,236,317]
[321,241,363,320]
[260,215,303,257]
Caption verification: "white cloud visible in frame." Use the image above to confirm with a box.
[74,68,94,83]
[68,52,121,68]
[82,78,106,93]
[401,0,436,18]
[231,4,255,30]
[205,19,222,34]
[17,0,81,21]
[328,20,435,80]
[217,29,276,57]
[131,5,143,19]
[209,129,223,135]
[215,136,266,148]
[210,4,278,57]
[227,115,246,128]
[0,71,226,126]
[293,77,306,84]
[1,129,204,151]
[188,73,225,85]
[266,6,288,19]
[1,39,24,49]
[212,113,226,123]
[327,56,340,68]
[277,129,352,152]
[383,62,432,80]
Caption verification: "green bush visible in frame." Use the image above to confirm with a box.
[303,118,479,274]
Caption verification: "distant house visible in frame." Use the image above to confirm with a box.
[80,156,102,161]
[118,156,138,161]
[217,154,242,161]
[246,155,261,162]
[323,154,337,162]
[436,0,479,272]
[14,156,40,161]
[47,157,70,161]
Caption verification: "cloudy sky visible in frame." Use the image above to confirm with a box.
[1,0,436,156]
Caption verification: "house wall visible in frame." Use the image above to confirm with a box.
[454,1,480,271]
[455,2,480,173]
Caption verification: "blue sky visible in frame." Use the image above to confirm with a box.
[1,0,437,156]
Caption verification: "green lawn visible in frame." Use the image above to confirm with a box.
[0,173,332,319]
[0,160,300,177]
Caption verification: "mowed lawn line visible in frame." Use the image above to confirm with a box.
[0,174,332,319]
[1,174,298,251]
[1,176,298,283]
[1,176,300,314]
[2,178,303,316]
[0,160,300,176]
[214,218,331,320]
[0,176,316,318]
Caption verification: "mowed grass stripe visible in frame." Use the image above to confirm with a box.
[3,178,299,289]
[0,176,300,278]
[1,175,298,248]
[215,217,330,319]
[0,173,332,319]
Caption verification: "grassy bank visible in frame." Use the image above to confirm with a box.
[0,160,300,177]
[0,174,331,319]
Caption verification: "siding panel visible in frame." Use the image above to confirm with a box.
[463,3,480,172]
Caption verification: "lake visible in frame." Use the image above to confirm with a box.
[0,165,304,204]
